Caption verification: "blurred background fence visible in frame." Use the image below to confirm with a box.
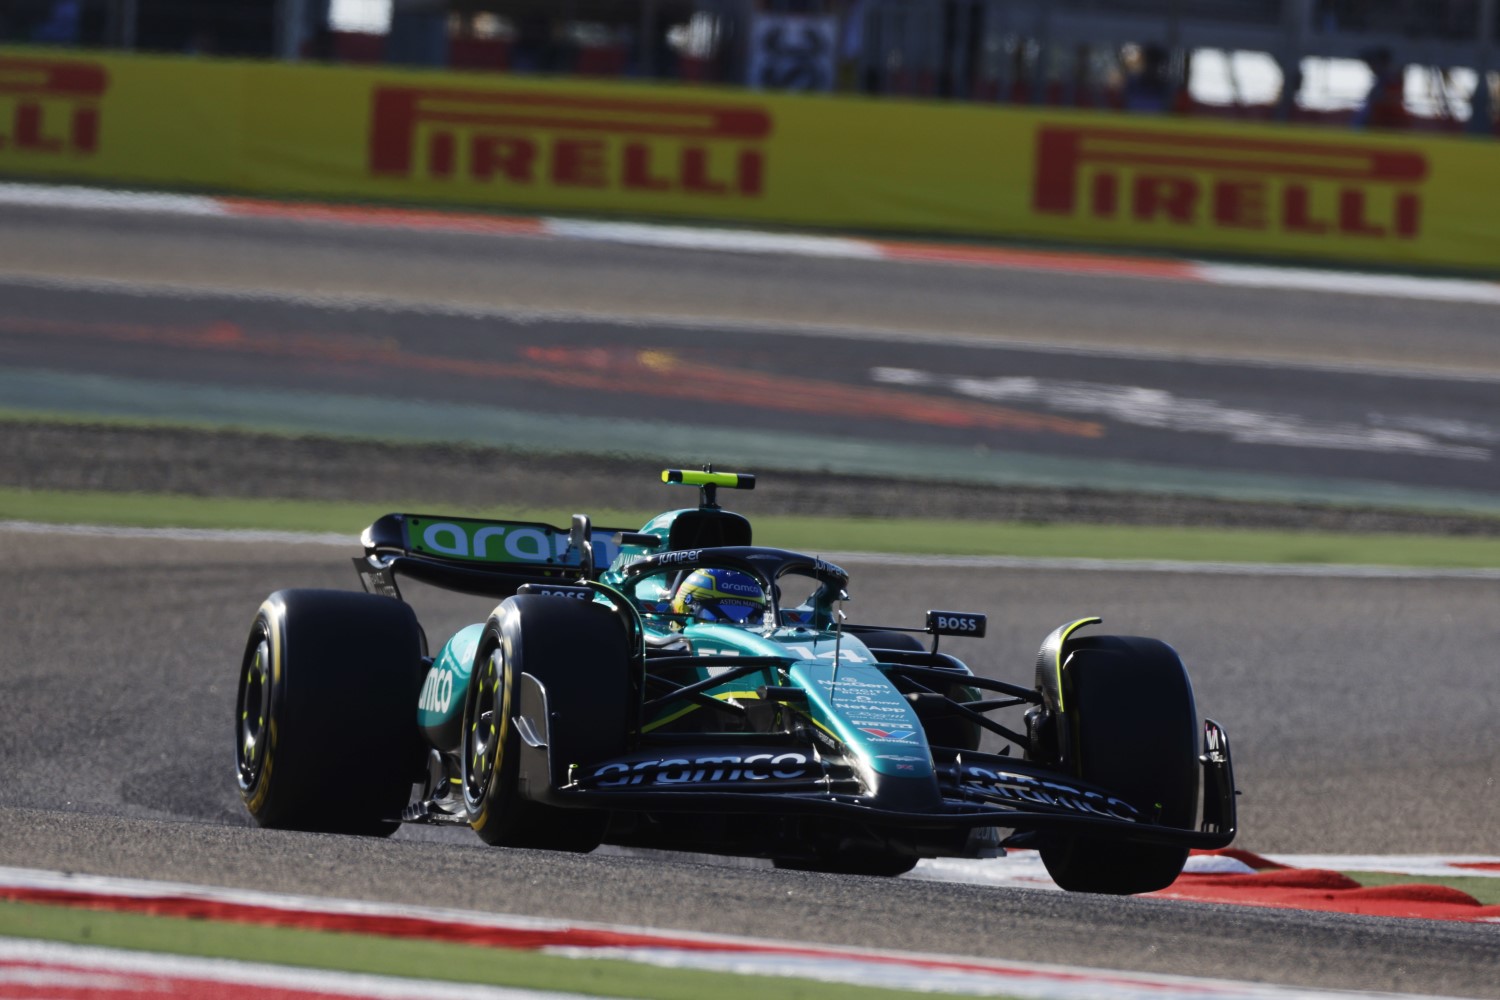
[1,0,1496,135]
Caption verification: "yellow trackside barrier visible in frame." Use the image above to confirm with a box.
[3,47,1497,272]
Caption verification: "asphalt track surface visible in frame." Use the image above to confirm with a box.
[3,205,1500,505]
[4,529,1500,996]
[4,202,1500,378]
[2,203,1500,995]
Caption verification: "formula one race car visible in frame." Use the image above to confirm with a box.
[235,469,1236,894]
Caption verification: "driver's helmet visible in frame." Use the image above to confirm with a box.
[671,568,768,625]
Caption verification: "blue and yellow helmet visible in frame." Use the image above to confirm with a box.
[671,568,767,625]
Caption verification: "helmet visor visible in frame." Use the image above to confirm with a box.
[700,601,764,625]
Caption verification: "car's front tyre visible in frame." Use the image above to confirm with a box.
[461,595,629,852]
[1036,635,1200,895]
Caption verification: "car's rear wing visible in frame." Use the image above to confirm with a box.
[353,512,634,601]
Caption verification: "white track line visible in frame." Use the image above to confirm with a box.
[0,520,356,547]
[0,939,597,1000]
[3,181,1497,308]
[545,218,883,258]
[0,182,226,216]
[0,867,1475,1000]
[4,267,1499,385]
[1197,263,1500,306]
[829,551,1500,580]
[6,521,1498,580]
[911,851,1500,889]
[1266,855,1500,878]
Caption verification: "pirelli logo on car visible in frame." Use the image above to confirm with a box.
[369,86,772,196]
[1032,125,1427,240]
[0,56,107,157]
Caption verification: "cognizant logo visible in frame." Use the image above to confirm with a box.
[1032,125,1427,240]
[368,86,772,197]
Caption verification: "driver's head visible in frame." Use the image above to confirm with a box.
[671,568,767,625]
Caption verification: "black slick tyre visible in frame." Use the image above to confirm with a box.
[852,629,926,653]
[461,595,630,852]
[235,588,424,836]
[1038,636,1200,895]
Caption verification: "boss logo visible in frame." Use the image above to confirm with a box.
[518,584,593,600]
[927,611,987,637]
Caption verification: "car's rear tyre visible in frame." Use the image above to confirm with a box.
[1038,636,1199,895]
[462,595,630,852]
[235,589,424,836]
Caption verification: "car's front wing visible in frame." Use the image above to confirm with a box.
[517,721,1237,850]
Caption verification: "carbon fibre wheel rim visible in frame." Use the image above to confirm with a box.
[236,630,271,792]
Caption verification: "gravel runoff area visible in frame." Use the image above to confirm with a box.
[9,421,1500,536]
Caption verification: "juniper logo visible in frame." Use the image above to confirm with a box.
[1032,125,1427,239]
[369,86,772,196]
[0,56,107,156]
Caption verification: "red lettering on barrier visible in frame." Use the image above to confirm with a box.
[369,86,771,198]
[737,150,764,197]
[1283,185,1330,234]
[554,138,606,187]
[471,135,534,182]
[1338,189,1385,237]
[1213,180,1267,229]
[681,146,726,194]
[1132,174,1196,223]
[1033,125,1427,241]
[429,131,456,178]
[1394,192,1420,239]
[1091,173,1118,217]
[623,142,670,191]
[0,56,108,157]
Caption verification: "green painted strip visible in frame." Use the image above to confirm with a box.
[1338,871,1500,906]
[6,488,1500,568]
[0,900,961,1000]
[5,370,1500,515]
